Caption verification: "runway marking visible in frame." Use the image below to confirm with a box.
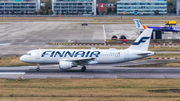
[0,72,25,75]
[0,43,11,46]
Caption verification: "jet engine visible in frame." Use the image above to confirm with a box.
[59,61,77,69]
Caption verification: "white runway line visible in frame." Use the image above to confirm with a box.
[47,19,93,20]
[0,43,11,46]
[103,24,106,45]
[0,72,25,75]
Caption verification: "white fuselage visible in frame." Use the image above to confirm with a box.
[20,49,155,64]
[20,29,155,71]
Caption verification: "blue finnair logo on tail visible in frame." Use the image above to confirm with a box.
[133,37,150,45]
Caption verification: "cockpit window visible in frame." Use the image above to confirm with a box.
[25,53,31,56]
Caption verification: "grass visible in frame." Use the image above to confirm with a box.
[122,62,180,67]
[6,79,32,82]
[147,54,180,58]
[0,79,180,101]
[0,56,35,67]
[148,46,180,51]
[1,97,180,101]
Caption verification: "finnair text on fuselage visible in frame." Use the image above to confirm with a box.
[42,51,101,57]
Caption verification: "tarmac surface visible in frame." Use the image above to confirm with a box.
[1,59,180,79]
[0,21,180,79]
[0,22,179,57]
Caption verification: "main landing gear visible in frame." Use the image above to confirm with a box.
[81,66,86,72]
[36,64,40,71]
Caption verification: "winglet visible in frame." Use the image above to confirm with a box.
[127,29,153,51]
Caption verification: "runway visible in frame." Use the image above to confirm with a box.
[1,59,180,79]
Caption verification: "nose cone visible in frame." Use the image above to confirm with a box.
[20,55,26,62]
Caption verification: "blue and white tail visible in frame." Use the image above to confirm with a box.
[134,19,145,30]
[127,29,153,51]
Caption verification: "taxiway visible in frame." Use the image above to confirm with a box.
[0,59,180,79]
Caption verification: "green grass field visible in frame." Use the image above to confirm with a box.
[0,79,180,101]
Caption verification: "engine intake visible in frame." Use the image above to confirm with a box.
[59,61,77,69]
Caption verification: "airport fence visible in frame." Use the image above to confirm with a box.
[47,42,180,47]
[46,39,180,47]
[151,58,180,60]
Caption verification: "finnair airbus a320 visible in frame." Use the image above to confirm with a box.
[20,29,155,72]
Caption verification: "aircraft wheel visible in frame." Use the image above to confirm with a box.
[81,66,86,72]
[36,67,40,71]
[36,64,40,71]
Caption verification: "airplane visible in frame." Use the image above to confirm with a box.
[134,19,180,32]
[20,29,155,72]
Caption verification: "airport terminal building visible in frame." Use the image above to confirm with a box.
[177,0,180,15]
[0,0,40,15]
[52,0,96,16]
[117,0,167,15]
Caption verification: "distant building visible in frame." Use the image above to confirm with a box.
[0,0,40,15]
[106,3,114,14]
[177,0,180,15]
[98,3,106,13]
[41,2,45,6]
[106,3,113,7]
[168,5,176,14]
[52,0,96,16]
[96,4,114,7]
[117,0,167,15]
[96,3,114,14]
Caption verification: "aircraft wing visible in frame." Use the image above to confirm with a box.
[60,57,97,65]
[65,57,95,62]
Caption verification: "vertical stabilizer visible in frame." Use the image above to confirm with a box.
[134,19,145,30]
[127,29,153,51]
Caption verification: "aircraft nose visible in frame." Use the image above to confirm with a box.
[20,56,26,62]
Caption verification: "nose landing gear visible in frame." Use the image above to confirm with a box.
[36,64,40,71]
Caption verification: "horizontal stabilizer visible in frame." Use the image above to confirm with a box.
[137,53,151,55]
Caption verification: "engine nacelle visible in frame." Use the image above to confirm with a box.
[59,61,77,69]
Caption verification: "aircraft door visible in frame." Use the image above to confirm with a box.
[124,51,129,60]
[35,50,40,59]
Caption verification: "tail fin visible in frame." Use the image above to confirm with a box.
[133,19,145,30]
[127,29,153,51]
